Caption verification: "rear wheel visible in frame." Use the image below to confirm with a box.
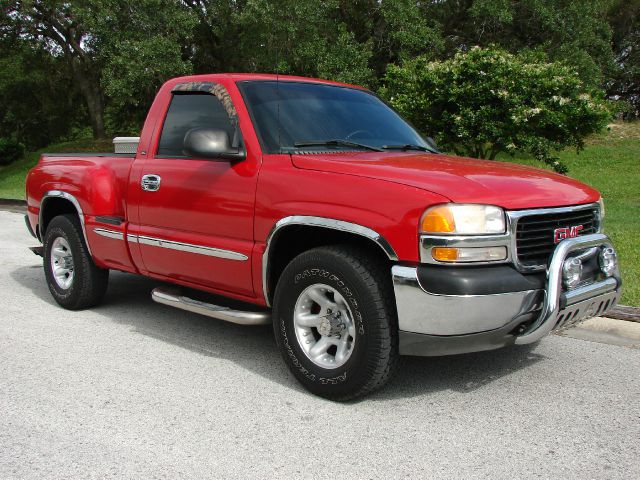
[273,245,398,400]
[44,214,109,310]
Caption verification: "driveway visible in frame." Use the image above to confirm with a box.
[1,210,638,479]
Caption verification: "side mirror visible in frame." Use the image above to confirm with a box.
[183,128,245,160]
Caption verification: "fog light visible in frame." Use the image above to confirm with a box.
[599,247,617,277]
[432,246,507,263]
[562,257,582,289]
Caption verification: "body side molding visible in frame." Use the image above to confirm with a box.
[262,215,399,306]
[127,233,248,261]
[93,228,124,240]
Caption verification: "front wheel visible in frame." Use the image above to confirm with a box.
[43,214,109,310]
[273,245,398,400]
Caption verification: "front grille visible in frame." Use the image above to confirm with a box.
[514,207,599,269]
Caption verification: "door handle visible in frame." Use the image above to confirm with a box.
[141,174,161,192]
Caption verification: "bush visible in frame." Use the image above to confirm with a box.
[0,138,26,166]
[381,46,612,173]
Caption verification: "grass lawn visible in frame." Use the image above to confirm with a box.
[1,125,638,305]
[0,138,113,200]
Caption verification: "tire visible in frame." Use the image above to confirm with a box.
[273,245,398,400]
[43,214,109,310]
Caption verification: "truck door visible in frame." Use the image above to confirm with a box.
[130,83,259,298]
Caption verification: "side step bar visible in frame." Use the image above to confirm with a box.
[29,246,44,257]
[151,286,271,326]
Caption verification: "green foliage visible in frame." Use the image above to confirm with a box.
[382,47,612,172]
[0,138,25,166]
[2,0,195,137]
[607,0,640,117]
[0,0,638,145]
[424,0,616,88]
[228,0,374,86]
[0,43,84,149]
[92,0,196,132]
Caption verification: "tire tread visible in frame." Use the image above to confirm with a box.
[274,244,399,400]
[44,214,108,310]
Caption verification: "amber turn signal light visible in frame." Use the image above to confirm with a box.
[432,246,508,263]
[432,247,459,262]
[421,206,456,233]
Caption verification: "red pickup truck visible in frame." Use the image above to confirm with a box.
[25,74,622,400]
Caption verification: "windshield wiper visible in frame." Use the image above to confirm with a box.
[382,144,437,153]
[294,139,383,152]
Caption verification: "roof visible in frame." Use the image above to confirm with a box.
[166,73,367,90]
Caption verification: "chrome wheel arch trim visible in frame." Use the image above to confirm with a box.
[40,190,92,256]
[262,215,399,306]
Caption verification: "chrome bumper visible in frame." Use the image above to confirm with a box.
[392,233,622,356]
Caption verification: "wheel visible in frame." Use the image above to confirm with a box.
[273,245,398,400]
[43,214,109,310]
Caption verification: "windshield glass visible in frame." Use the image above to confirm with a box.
[238,81,429,153]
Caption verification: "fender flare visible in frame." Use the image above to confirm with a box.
[39,190,92,256]
[262,215,398,306]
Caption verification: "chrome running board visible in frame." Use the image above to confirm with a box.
[151,286,271,326]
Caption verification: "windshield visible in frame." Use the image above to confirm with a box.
[238,81,430,153]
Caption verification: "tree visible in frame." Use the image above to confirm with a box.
[0,41,84,148]
[335,0,443,82]
[381,47,611,173]
[423,0,615,89]
[185,0,374,87]
[2,0,194,138]
[607,0,640,117]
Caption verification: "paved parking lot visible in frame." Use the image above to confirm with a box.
[1,210,639,479]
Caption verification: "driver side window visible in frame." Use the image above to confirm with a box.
[156,93,235,157]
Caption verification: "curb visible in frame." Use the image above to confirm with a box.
[557,316,640,348]
[0,198,26,206]
[1,197,638,322]
[606,305,640,323]
[0,198,26,213]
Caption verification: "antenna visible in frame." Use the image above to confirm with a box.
[275,30,281,153]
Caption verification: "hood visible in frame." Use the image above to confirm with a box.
[291,151,600,210]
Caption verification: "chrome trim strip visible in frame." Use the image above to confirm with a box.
[419,233,511,264]
[507,202,602,273]
[40,190,92,256]
[262,215,399,306]
[128,234,247,261]
[93,228,124,240]
[514,233,621,344]
[152,286,270,325]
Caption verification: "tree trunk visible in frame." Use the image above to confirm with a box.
[83,85,106,140]
[67,57,106,139]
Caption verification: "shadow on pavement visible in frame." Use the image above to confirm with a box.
[11,266,546,401]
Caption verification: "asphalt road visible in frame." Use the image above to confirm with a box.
[1,210,639,479]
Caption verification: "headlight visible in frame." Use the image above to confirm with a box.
[420,204,506,235]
